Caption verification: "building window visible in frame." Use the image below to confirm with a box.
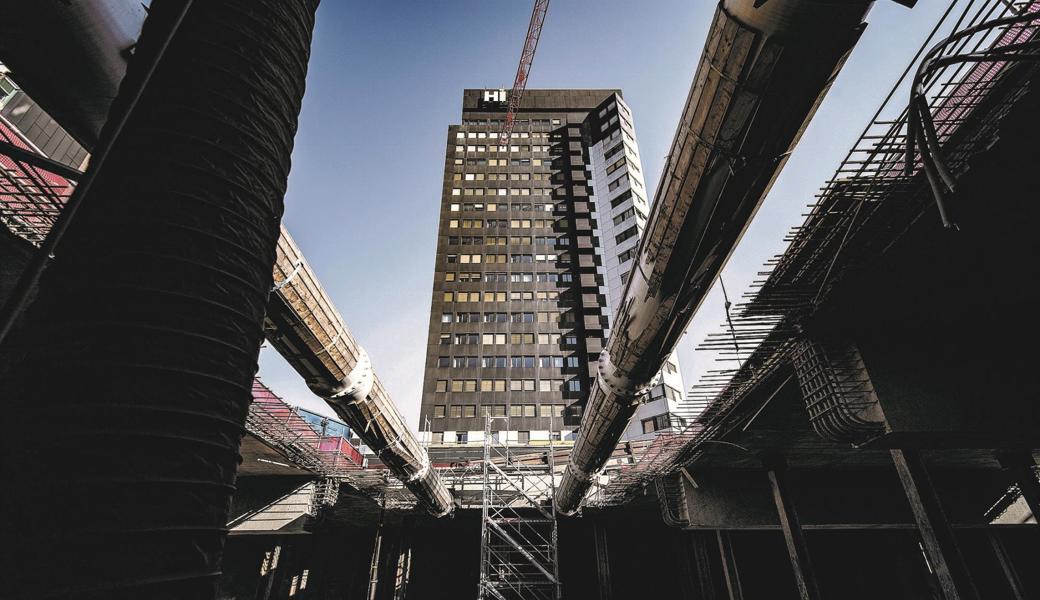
[431,432,444,444]
[641,414,671,434]
[463,405,477,418]
[518,431,531,444]
[492,405,507,417]
[539,404,554,418]
[566,379,582,392]
[510,405,523,417]
[433,405,446,418]
[456,432,468,444]
[615,226,638,245]
[451,380,477,392]
[435,380,448,393]
[523,405,536,417]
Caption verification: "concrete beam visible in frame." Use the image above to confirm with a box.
[679,468,1007,530]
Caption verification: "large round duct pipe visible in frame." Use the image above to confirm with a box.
[556,0,912,515]
[266,228,454,516]
[0,0,147,149]
[0,0,452,518]
[0,1,319,597]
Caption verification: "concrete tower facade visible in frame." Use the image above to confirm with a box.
[419,89,685,452]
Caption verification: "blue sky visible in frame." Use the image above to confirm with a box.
[259,0,953,429]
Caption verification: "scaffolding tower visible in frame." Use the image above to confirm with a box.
[477,416,562,600]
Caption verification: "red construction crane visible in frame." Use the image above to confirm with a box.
[500,0,550,145]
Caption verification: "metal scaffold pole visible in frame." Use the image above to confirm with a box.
[478,414,561,600]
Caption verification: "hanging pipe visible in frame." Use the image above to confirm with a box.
[555,0,913,515]
[266,229,454,516]
[0,1,319,598]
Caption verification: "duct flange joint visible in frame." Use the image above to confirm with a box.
[328,349,374,403]
[595,350,645,405]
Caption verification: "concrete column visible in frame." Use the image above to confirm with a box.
[368,497,387,600]
[593,521,612,600]
[677,531,720,600]
[987,532,1027,600]
[996,451,1040,522]
[716,531,744,600]
[762,453,823,600]
[891,449,980,600]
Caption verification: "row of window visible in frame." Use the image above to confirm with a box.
[441,312,575,324]
[455,142,549,153]
[456,129,553,138]
[430,430,556,445]
[641,413,672,434]
[432,403,566,420]
[435,355,582,368]
[448,217,566,229]
[454,141,554,153]
[608,171,645,193]
[450,186,549,196]
[447,236,569,247]
[600,122,637,148]
[618,247,637,264]
[604,155,628,176]
[442,290,564,303]
[602,142,626,162]
[610,189,640,209]
[439,332,577,346]
[455,147,548,160]
[615,225,639,245]
[461,117,559,127]
[455,158,555,170]
[453,172,552,182]
[613,206,645,226]
[445,272,573,283]
[449,201,561,211]
[455,186,574,199]
[648,383,684,403]
[445,254,570,265]
[434,379,583,393]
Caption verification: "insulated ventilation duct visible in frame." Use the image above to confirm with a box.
[265,228,454,517]
[0,0,319,597]
[555,0,911,515]
[0,0,449,517]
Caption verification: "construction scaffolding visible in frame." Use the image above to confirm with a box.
[0,117,74,244]
[478,415,561,600]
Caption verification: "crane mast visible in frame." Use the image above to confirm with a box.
[500,0,550,145]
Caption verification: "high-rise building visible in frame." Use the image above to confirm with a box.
[419,89,685,451]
